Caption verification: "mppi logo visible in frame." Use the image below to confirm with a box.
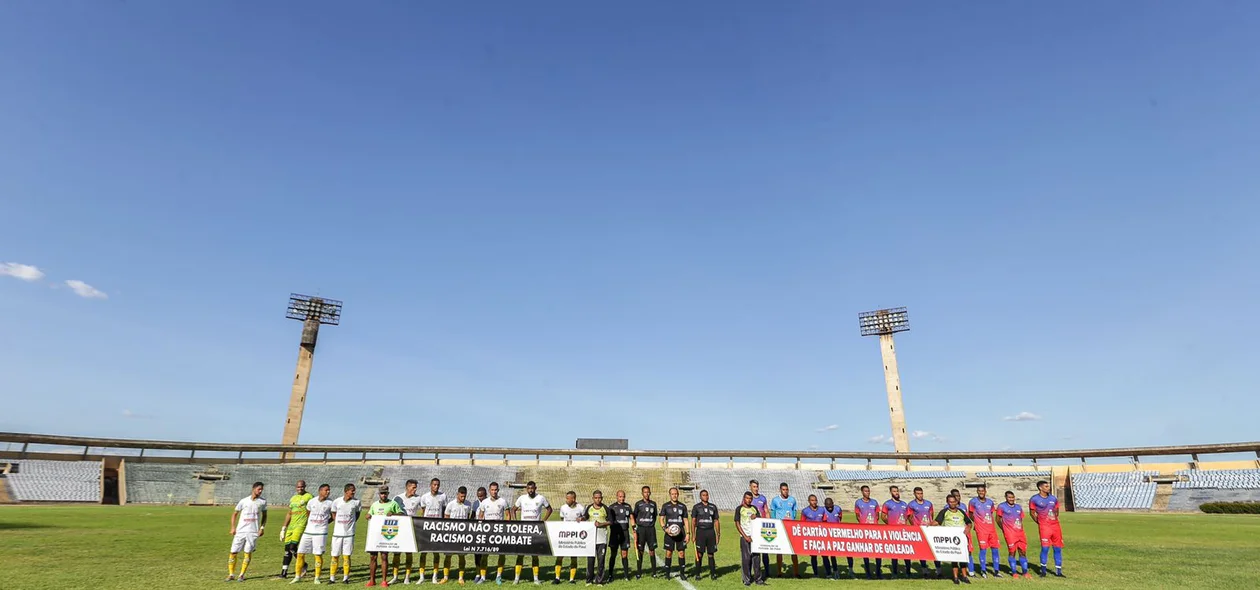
[559,530,588,540]
[933,535,961,546]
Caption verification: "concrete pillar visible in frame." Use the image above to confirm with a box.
[281,318,320,458]
[879,333,911,463]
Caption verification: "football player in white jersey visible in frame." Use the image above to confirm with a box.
[470,487,487,584]
[477,482,511,585]
[420,478,449,583]
[392,479,425,584]
[512,481,552,585]
[553,491,585,585]
[226,482,268,582]
[292,484,334,584]
[441,487,475,584]
[331,483,362,584]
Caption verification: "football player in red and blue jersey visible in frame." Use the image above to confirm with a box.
[967,485,1001,578]
[1028,480,1065,578]
[880,486,912,579]
[905,487,937,578]
[799,495,829,579]
[820,498,842,579]
[854,486,881,579]
[996,491,1030,578]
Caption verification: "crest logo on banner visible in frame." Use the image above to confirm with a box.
[760,521,777,542]
[382,519,399,541]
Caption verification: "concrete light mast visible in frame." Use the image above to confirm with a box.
[282,293,342,456]
[859,307,912,463]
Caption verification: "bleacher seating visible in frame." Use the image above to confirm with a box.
[1070,471,1156,510]
[124,463,207,504]
[380,466,519,504]
[1167,488,1260,511]
[826,470,958,481]
[686,469,826,510]
[1173,469,1260,489]
[6,460,101,502]
[976,471,1052,479]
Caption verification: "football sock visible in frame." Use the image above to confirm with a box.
[636,555,643,576]
[282,546,294,574]
[1053,548,1062,569]
[569,567,576,582]
[708,555,716,577]
[555,565,562,579]
[967,553,975,573]
[1019,556,1027,574]
[481,567,488,579]
[533,566,540,580]
[240,553,252,577]
[665,556,672,576]
[989,549,999,571]
[315,556,324,579]
[1040,547,1049,567]
[445,567,451,579]
[1008,555,1016,574]
[344,557,352,577]
[515,565,522,580]
[294,555,306,578]
[977,550,986,571]
[228,553,238,577]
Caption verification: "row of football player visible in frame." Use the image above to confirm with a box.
[226,477,1066,585]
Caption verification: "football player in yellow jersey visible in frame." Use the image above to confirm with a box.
[277,480,312,579]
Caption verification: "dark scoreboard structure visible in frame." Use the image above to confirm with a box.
[575,438,629,451]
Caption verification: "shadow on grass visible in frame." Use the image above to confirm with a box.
[0,522,53,530]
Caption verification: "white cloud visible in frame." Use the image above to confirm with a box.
[65,280,107,299]
[816,424,838,433]
[912,430,947,443]
[1003,411,1041,422]
[867,434,895,446]
[121,409,152,420]
[0,262,45,282]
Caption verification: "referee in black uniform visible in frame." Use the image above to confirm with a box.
[608,490,634,581]
[659,487,689,580]
[633,486,659,578]
[691,489,720,580]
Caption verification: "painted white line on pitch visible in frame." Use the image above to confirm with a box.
[653,556,697,590]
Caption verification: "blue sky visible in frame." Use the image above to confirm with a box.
[2,1,1258,454]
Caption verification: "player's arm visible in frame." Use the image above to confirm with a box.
[543,505,553,521]
[879,503,888,524]
[734,510,750,542]
[259,504,268,535]
[229,507,240,534]
[714,508,721,543]
[933,509,946,526]
[281,504,294,539]
[682,505,690,541]
[1027,500,1039,523]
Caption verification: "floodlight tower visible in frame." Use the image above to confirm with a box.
[859,307,912,463]
[282,293,342,454]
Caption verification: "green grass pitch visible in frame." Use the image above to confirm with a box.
[2,506,1258,589]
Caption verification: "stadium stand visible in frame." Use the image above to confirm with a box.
[975,470,1052,479]
[520,467,684,509]
[5,460,101,502]
[686,469,827,509]
[1173,469,1260,489]
[380,465,519,503]
[1167,488,1260,511]
[124,463,211,504]
[1070,471,1157,510]
[1164,469,1260,511]
[826,470,957,480]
